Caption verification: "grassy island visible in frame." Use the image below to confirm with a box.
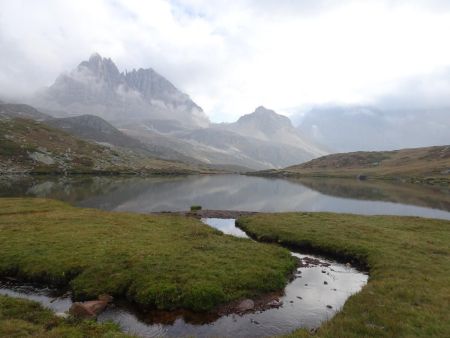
[237,212,450,337]
[0,198,294,313]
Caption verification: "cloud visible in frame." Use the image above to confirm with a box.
[374,67,450,110]
[1,0,450,123]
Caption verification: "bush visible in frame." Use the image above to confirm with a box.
[190,205,202,211]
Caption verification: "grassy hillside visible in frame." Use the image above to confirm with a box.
[256,145,450,185]
[237,212,450,337]
[0,116,210,175]
[0,198,295,312]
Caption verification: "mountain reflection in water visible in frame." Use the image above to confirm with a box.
[1,175,449,220]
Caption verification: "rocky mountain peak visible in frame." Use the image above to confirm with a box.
[35,54,210,128]
[237,106,293,130]
[77,53,121,86]
[124,67,185,103]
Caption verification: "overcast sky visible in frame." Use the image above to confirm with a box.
[1,0,450,122]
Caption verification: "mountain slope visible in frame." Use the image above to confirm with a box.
[45,114,200,164]
[223,106,328,156]
[0,116,206,175]
[34,53,209,128]
[122,106,328,170]
[256,146,450,184]
[0,103,51,121]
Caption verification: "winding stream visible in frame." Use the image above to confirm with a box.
[0,218,368,337]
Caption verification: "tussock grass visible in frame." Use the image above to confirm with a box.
[0,198,295,313]
[237,212,450,337]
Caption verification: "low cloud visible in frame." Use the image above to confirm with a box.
[1,0,450,123]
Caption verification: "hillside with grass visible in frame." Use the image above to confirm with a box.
[255,145,450,185]
[0,115,210,175]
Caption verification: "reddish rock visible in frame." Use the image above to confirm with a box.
[237,299,255,313]
[69,294,113,318]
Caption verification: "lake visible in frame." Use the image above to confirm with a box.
[1,174,449,219]
[1,174,447,337]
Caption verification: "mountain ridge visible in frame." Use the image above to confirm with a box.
[28,54,328,169]
[34,53,209,128]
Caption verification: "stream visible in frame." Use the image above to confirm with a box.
[0,218,368,337]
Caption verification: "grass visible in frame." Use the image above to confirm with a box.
[0,294,130,337]
[0,198,295,313]
[237,212,450,337]
[255,145,450,186]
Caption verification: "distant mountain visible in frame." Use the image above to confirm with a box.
[223,106,328,156]
[28,54,327,170]
[123,106,328,170]
[34,53,209,128]
[296,105,450,152]
[0,116,206,175]
[255,145,450,185]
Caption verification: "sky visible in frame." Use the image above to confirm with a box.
[1,0,450,122]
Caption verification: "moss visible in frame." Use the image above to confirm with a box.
[0,198,295,312]
[237,212,450,337]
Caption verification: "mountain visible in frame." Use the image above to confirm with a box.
[0,115,208,175]
[123,106,328,170]
[296,105,450,152]
[45,114,199,164]
[30,55,327,170]
[34,53,209,128]
[223,106,328,155]
[255,145,450,185]
[0,103,51,121]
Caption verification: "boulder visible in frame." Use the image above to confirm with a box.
[237,299,255,313]
[69,294,113,318]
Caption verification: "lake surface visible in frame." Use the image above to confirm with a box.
[1,174,449,219]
